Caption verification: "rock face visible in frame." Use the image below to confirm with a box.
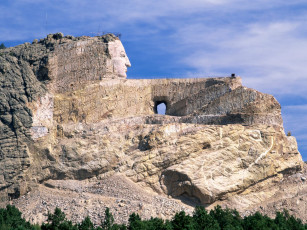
[0,33,304,223]
[0,33,126,201]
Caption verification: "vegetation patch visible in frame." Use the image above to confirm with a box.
[0,205,306,230]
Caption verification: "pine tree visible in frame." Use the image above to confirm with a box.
[193,206,220,230]
[171,210,196,230]
[101,208,114,230]
[128,213,145,230]
[79,216,94,230]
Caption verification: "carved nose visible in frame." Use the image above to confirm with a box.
[126,58,131,67]
[126,62,131,68]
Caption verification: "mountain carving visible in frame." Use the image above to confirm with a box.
[0,33,305,223]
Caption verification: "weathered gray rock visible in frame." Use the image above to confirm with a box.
[0,33,125,201]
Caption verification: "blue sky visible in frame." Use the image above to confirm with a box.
[1,0,307,160]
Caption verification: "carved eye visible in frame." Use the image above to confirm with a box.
[120,52,126,57]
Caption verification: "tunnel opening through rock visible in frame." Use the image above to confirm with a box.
[155,101,167,115]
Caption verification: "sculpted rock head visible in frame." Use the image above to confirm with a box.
[108,39,131,78]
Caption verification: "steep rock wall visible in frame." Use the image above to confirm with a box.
[0,33,123,201]
[0,34,303,212]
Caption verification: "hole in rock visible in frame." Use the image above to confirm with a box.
[155,102,166,115]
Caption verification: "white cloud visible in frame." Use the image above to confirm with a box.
[283,104,307,111]
[172,19,307,96]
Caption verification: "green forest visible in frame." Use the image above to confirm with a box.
[0,205,306,230]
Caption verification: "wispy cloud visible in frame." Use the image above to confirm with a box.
[284,104,307,111]
[171,18,307,95]
[0,0,230,41]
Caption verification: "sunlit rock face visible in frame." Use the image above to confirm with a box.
[0,33,304,223]
[108,39,131,78]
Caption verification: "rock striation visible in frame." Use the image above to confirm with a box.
[0,33,304,223]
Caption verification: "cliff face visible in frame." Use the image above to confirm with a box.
[0,33,304,222]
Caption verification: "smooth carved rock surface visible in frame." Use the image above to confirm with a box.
[0,33,304,223]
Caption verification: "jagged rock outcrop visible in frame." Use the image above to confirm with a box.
[0,33,125,201]
[0,33,304,223]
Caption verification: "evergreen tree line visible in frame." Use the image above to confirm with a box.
[0,43,5,49]
[0,205,306,230]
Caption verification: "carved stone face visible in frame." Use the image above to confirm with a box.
[108,40,131,78]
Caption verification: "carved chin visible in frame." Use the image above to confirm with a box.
[117,70,127,78]
[113,61,128,78]
[115,66,128,78]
